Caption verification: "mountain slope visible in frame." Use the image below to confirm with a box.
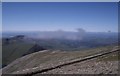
[2,36,46,67]
[2,45,119,74]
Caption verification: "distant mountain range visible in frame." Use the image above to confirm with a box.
[2,31,118,40]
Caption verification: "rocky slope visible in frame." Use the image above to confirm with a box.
[41,52,119,74]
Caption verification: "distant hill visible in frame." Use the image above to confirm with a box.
[2,35,46,67]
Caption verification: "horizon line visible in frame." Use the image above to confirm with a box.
[2,30,118,33]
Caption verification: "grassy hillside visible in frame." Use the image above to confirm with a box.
[2,37,45,67]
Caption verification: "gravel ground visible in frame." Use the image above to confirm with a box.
[41,58,118,74]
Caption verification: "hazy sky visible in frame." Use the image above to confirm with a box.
[2,2,118,32]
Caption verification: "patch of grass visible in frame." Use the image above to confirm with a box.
[97,52,119,61]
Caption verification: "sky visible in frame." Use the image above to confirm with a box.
[2,0,120,2]
[2,2,118,32]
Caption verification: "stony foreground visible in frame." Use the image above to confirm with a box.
[41,60,118,74]
[39,51,119,74]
